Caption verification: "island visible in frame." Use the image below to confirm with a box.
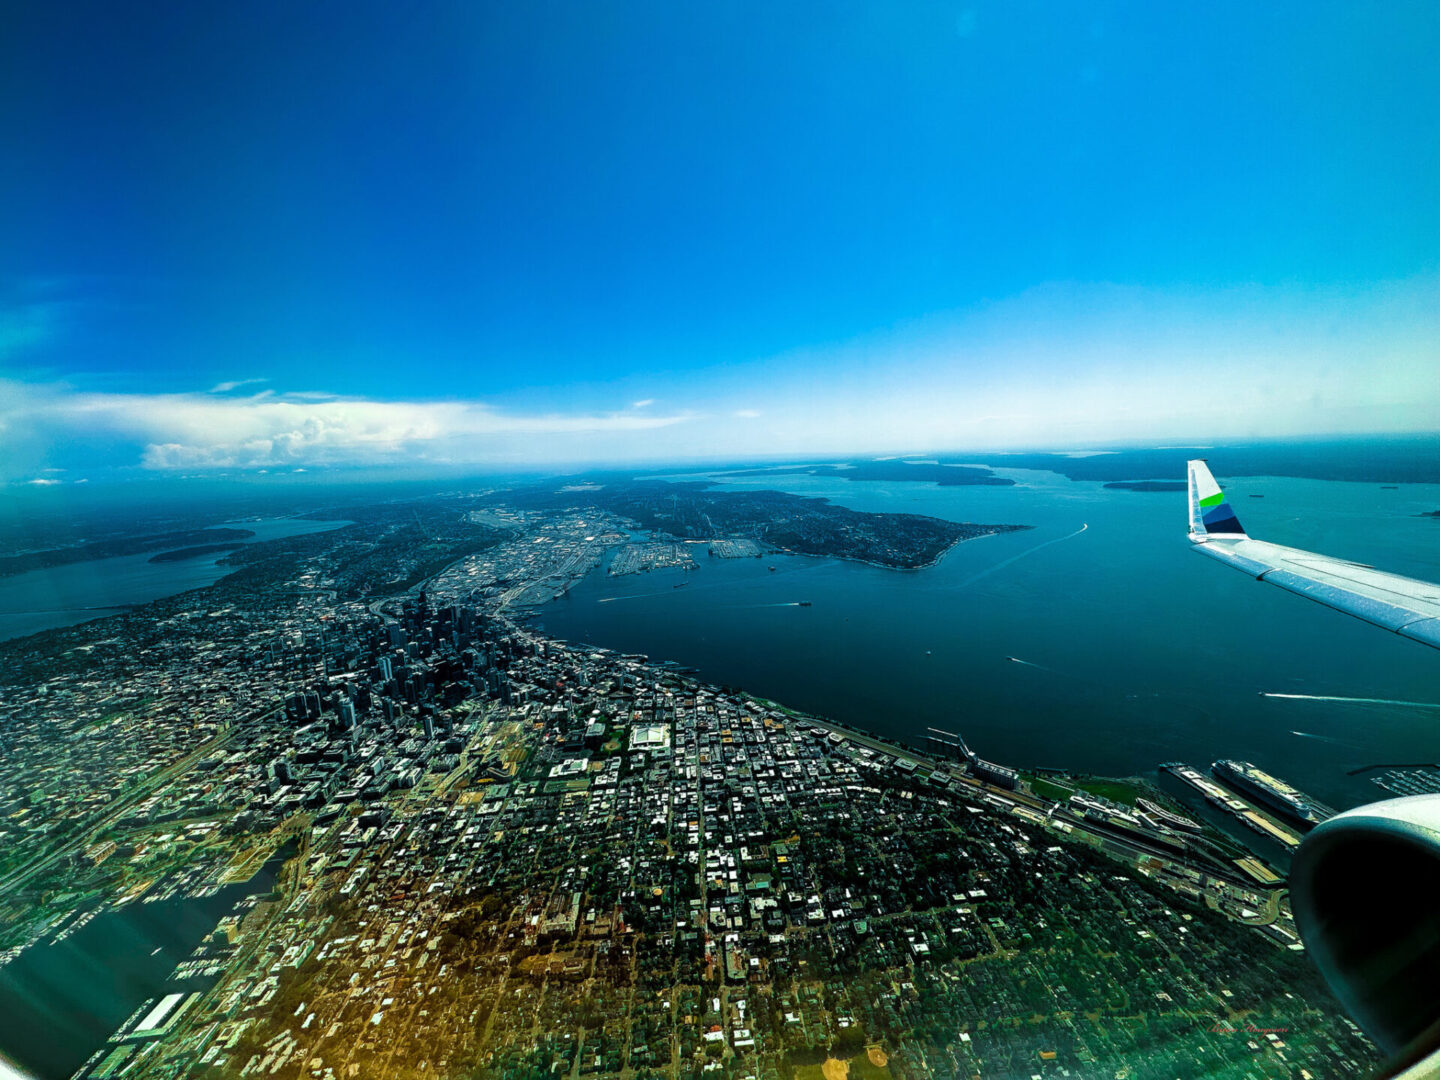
[1103,480,1189,492]
[146,542,250,564]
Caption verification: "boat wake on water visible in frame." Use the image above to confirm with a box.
[952,522,1089,590]
[1264,692,1440,710]
[1290,730,1367,748]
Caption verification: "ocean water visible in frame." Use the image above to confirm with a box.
[538,467,1440,812]
[0,517,348,642]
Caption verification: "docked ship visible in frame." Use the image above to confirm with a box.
[1210,759,1334,833]
[1164,764,1248,812]
[1136,797,1202,832]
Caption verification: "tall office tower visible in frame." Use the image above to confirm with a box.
[422,713,435,739]
[337,698,356,730]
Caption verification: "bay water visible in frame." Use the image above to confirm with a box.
[538,466,1440,812]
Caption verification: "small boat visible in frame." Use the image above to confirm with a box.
[768,566,777,572]
[798,601,812,607]
[673,582,688,589]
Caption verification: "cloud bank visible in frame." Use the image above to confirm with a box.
[3,277,1436,483]
[0,385,697,479]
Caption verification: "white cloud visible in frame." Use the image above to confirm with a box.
[210,378,268,394]
[0,385,700,474]
[4,276,1436,478]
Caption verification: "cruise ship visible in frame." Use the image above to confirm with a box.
[1210,760,1334,833]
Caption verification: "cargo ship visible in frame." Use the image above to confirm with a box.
[1210,760,1334,833]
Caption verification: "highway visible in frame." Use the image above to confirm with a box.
[0,713,253,898]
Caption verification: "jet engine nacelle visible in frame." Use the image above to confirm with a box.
[1291,795,1440,1077]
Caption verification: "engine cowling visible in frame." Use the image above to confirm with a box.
[1290,794,1440,1075]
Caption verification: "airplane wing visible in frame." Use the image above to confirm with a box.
[1187,459,1440,649]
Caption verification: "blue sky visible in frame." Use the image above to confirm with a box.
[1,1,1437,480]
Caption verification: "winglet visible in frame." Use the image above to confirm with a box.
[1187,459,1246,538]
